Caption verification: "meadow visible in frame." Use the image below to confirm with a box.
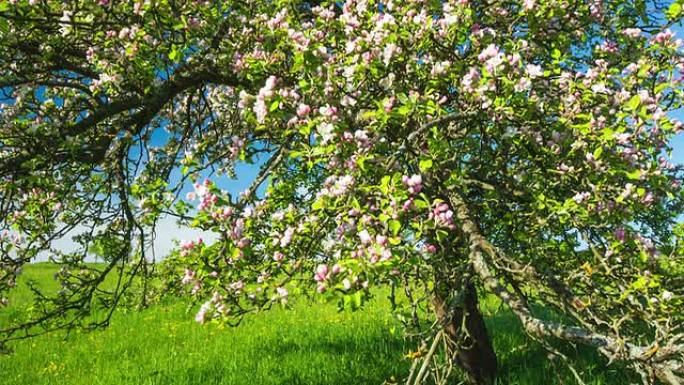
[0,264,635,385]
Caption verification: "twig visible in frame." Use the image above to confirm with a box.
[414,331,444,385]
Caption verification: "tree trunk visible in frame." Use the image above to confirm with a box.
[433,282,498,385]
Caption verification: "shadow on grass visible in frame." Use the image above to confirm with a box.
[141,330,410,385]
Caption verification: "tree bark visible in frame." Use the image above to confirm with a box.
[433,282,498,385]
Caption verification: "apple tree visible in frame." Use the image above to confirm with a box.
[1,0,684,384]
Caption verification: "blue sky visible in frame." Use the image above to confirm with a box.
[671,132,684,163]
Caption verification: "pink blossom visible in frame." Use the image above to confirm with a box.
[478,44,500,62]
[358,229,372,245]
[383,97,395,112]
[642,192,654,205]
[431,202,455,229]
[462,67,480,92]
[86,47,96,61]
[318,105,338,119]
[280,227,295,247]
[425,244,437,254]
[614,133,631,145]
[237,238,251,249]
[319,175,355,197]
[296,103,311,117]
[515,77,532,92]
[195,302,212,324]
[383,43,399,65]
[254,76,278,123]
[191,281,201,294]
[572,191,591,204]
[211,291,223,304]
[230,280,245,292]
[622,28,641,38]
[276,287,289,298]
[181,269,195,285]
[376,235,388,246]
[354,130,371,148]
[525,64,543,78]
[653,29,674,45]
[590,0,603,18]
[314,264,329,282]
[402,174,423,194]
[267,9,287,30]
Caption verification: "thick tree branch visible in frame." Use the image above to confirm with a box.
[447,191,684,385]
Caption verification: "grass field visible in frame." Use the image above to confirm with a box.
[0,264,635,385]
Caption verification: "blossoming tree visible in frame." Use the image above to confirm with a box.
[1,0,684,383]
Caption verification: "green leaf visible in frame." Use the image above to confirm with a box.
[637,64,651,78]
[419,159,433,172]
[626,169,642,180]
[298,125,311,136]
[626,94,640,111]
[667,0,683,20]
[655,83,669,96]
[352,291,363,309]
[593,146,604,159]
[413,198,429,209]
[380,175,391,195]
[389,220,401,236]
[396,105,410,116]
[311,199,325,211]
[168,46,182,62]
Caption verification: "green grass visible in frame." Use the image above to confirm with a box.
[0,264,634,385]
